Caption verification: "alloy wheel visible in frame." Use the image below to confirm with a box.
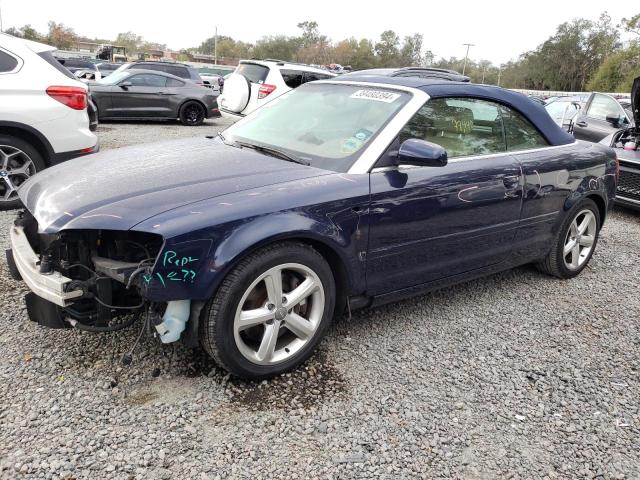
[0,145,35,203]
[233,263,325,365]
[185,104,204,125]
[563,209,597,270]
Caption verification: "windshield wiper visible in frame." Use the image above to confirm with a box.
[236,141,310,166]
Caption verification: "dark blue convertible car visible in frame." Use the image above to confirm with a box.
[6,75,618,379]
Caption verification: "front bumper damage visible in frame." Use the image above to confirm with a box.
[7,225,83,307]
[6,212,193,343]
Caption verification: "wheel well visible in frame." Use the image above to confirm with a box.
[224,237,352,318]
[301,238,350,316]
[0,126,51,166]
[586,194,606,225]
[180,99,207,116]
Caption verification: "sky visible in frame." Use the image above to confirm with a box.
[0,0,632,64]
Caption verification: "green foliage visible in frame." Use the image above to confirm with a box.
[46,21,77,49]
[588,44,640,92]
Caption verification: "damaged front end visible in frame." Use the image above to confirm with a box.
[6,209,196,344]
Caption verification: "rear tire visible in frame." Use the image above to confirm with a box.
[179,101,205,126]
[200,242,336,380]
[0,135,45,211]
[536,198,600,279]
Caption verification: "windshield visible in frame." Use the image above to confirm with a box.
[224,83,410,172]
[97,71,130,85]
[545,100,579,125]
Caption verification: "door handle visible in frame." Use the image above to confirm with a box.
[502,175,520,189]
[157,91,175,95]
[576,121,587,127]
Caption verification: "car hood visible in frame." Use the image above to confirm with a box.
[632,76,639,125]
[19,137,329,234]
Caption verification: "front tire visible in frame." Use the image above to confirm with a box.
[0,135,45,211]
[536,198,600,278]
[200,242,336,380]
[179,101,205,126]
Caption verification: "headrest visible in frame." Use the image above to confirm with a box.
[432,106,475,134]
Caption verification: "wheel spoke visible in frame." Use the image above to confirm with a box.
[571,244,580,268]
[285,277,317,307]
[577,214,592,235]
[564,238,577,256]
[256,322,279,362]
[1,178,15,201]
[9,159,33,177]
[579,234,594,247]
[284,312,314,340]
[0,152,7,170]
[263,268,283,306]
[237,307,274,331]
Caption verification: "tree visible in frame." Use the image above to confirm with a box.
[5,24,44,41]
[115,31,143,54]
[297,21,325,47]
[375,30,400,67]
[399,34,424,67]
[253,35,301,61]
[621,13,640,37]
[46,22,77,49]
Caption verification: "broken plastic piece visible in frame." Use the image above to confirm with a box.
[155,300,190,343]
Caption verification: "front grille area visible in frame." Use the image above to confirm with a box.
[618,162,640,202]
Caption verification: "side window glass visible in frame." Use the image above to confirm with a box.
[0,50,18,73]
[587,94,623,121]
[127,74,167,87]
[399,97,505,158]
[280,69,304,88]
[499,105,548,151]
[303,72,332,82]
[166,78,184,87]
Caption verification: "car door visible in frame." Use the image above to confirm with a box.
[111,73,172,118]
[573,93,630,142]
[366,97,523,295]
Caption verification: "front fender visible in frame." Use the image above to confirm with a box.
[140,176,371,302]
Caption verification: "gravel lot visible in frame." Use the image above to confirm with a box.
[1,122,639,479]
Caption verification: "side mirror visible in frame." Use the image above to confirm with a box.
[605,113,621,127]
[119,81,132,89]
[397,138,447,167]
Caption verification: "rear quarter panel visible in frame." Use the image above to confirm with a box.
[514,140,616,260]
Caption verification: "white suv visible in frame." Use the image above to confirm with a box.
[218,60,336,120]
[0,33,97,209]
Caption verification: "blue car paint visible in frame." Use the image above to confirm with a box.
[19,77,618,311]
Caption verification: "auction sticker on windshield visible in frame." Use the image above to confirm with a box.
[350,89,401,103]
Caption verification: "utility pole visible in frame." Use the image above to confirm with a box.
[0,0,4,33]
[462,43,474,75]
[497,67,502,87]
[214,26,217,65]
[481,65,486,84]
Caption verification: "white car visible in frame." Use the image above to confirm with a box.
[0,33,98,209]
[218,59,336,120]
[200,74,222,94]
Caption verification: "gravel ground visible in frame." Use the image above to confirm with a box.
[96,118,236,150]
[0,123,639,479]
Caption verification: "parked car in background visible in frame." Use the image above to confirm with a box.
[95,62,121,77]
[545,96,583,132]
[55,58,101,81]
[342,67,470,82]
[600,77,639,209]
[573,91,634,142]
[200,73,222,94]
[0,33,97,210]
[198,65,235,77]
[111,61,204,86]
[6,75,617,379]
[218,59,335,119]
[89,69,218,126]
